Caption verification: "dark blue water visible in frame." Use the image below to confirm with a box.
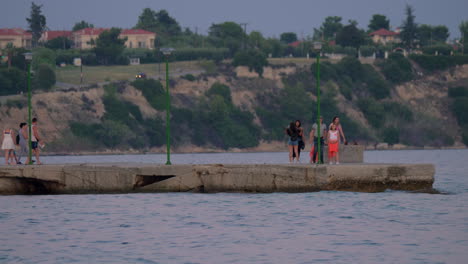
[1,149,467,264]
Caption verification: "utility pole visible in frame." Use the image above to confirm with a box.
[240,23,248,50]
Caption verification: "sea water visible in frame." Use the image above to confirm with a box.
[0,149,467,263]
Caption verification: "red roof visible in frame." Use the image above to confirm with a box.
[121,29,155,35]
[288,41,302,47]
[74,28,155,36]
[0,28,32,36]
[369,28,399,36]
[44,30,72,40]
[74,28,107,35]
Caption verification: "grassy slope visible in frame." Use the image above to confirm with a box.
[55,61,203,85]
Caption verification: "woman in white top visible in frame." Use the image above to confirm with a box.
[1,128,16,165]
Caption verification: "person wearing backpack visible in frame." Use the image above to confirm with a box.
[286,122,299,163]
[17,122,28,164]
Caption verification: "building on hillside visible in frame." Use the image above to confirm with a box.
[121,29,155,49]
[369,28,400,45]
[72,28,106,49]
[0,28,32,49]
[40,30,73,42]
[72,28,156,49]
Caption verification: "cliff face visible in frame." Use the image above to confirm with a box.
[0,62,466,153]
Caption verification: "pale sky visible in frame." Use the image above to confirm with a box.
[1,0,467,38]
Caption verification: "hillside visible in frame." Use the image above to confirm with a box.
[0,57,467,154]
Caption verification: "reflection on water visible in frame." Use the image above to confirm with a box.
[0,149,467,264]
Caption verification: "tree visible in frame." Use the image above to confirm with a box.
[400,4,418,50]
[314,16,343,40]
[432,25,449,43]
[232,49,268,77]
[336,23,366,48]
[135,8,181,37]
[73,20,94,31]
[135,8,158,32]
[32,48,56,70]
[418,24,449,46]
[280,32,298,44]
[45,36,73,50]
[155,10,182,36]
[3,43,15,68]
[94,28,127,65]
[460,21,468,54]
[34,64,56,91]
[26,2,46,48]
[209,22,244,55]
[368,14,390,31]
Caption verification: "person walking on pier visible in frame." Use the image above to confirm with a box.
[309,116,327,164]
[2,128,16,165]
[292,120,305,162]
[17,123,28,164]
[28,118,43,165]
[286,122,299,163]
[327,123,340,164]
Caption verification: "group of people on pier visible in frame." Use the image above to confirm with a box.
[1,117,43,165]
[286,116,346,164]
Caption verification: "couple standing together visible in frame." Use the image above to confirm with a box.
[1,117,43,165]
[286,116,346,164]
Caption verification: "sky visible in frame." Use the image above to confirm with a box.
[1,0,467,38]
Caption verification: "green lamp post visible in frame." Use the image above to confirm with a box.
[161,47,174,165]
[24,52,33,165]
[313,42,322,164]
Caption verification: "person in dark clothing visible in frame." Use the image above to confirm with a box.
[292,120,305,162]
[286,122,299,163]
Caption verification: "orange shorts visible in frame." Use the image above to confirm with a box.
[328,142,339,157]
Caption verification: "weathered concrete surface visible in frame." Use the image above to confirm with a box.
[0,163,434,195]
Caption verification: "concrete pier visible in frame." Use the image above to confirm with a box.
[0,163,435,195]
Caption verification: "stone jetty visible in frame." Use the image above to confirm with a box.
[0,162,434,195]
[0,146,435,194]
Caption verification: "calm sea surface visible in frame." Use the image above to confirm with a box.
[1,149,467,264]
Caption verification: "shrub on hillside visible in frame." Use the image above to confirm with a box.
[181,74,196,81]
[0,67,26,96]
[357,98,386,128]
[34,64,56,91]
[448,86,468,98]
[378,53,414,84]
[382,126,400,145]
[451,97,468,126]
[382,101,414,122]
[232,49,268,77]
[421,45,453,56]
[205,82,232,103]
[32,48,56,69]
[131,79,165,110]
[409,55,468,72]
[360,45,376,57]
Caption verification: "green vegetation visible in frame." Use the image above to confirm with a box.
[131,78,165,110]
[173,83,261,149]
[233,49,268,77]
[94,28,128,65]
[410,55,468,72]
[0,68,26,95]
[26,2,46,47]
[448,86,468,145]
[72,20,94,31]
[34,64,56,90]
[70,83,165,149]
[379,53,414,84]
